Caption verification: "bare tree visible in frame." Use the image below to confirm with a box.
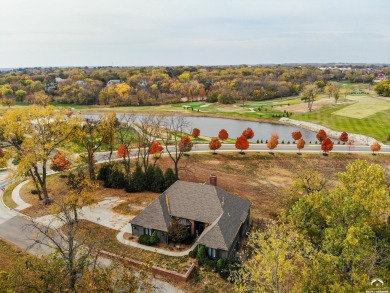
[160,115,189,178]
[117,113,137,179]
[134,114,165,172]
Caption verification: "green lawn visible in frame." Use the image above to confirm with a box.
[294,104,390,143]
[2,181,18,209]
[332,95,390,119]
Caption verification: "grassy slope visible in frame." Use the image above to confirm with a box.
[294,103,390,142]
[2,182,18,209]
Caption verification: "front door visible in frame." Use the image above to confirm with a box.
[195,221,205,237]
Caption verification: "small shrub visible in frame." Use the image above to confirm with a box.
[97,163,113,181]
[287,141,290,144]
[197,246,207,266]
[204,259,217,271]
[260,139,263,143]
[106,168,126,189]
[256,139,259,143]
[281,140,285,144]
[31,190,40,195]
[139,235,151,245]
[189,250,197,258]
[149,231,159,245]
[216,258,227,272]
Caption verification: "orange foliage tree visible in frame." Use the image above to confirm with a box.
[149,140,164,166]
[387,134,390,142]
[296,138,305,153]
[149,141,164,155]
[242,127,254,139]
[267,133,279,152]
[370,142,381,154]
[291,131,302,141]
[321,138,334,155]
[191,128,200,138]
[339,132,348,144]
[218,129,229,141]
[235,135,249,154]
[178,135,193,153]
[209,138,222,154]
[50,152,71,174]
[118,144,130,158]
[316,129,327,143]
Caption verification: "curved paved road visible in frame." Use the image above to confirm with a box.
[94,143,390,163]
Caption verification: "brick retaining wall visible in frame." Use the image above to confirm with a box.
[99,250,196,282]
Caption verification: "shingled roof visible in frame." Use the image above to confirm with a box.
[130,180,251,251]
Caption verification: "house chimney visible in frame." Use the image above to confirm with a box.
[210,175,217,186]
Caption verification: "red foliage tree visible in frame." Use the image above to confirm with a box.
[321,138,334,154]
[296,138,305,153]
[191,128,200,138]
[370,142,381,154]
[267,133,279,152]
[316,129,327,143]
[218,129,229,141]
[178,135,193,153]
[149,141,164,155]
[50,152,71,174]
[209,138,222,154]
[235,135,249,154]
[387,134,390,142]
[118,144,130,158]
[242,127,254,139]
[291,131,302,141]
[339,131,348,143]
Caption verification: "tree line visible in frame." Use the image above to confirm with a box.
[0,64,386,107]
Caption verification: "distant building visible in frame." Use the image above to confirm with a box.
[138,79,148,87]
[107,80,121,86]
[55,77,66,83]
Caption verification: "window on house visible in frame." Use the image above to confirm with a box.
[207,248,217,259]
[144,228,152,236]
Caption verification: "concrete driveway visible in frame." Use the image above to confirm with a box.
[80,196,133,230]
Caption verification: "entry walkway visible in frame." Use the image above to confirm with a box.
[12,180,31,211]
[117,223,197,257]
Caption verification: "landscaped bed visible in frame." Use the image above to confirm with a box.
[71,220,192,274]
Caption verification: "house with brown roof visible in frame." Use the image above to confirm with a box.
[130,176,251,259]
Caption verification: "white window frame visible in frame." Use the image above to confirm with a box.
[144,228,152,236]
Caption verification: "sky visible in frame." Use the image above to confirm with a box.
[1,0,389,67]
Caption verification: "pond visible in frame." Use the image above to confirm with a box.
[183,116,321,143]
[85,114,324,143]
